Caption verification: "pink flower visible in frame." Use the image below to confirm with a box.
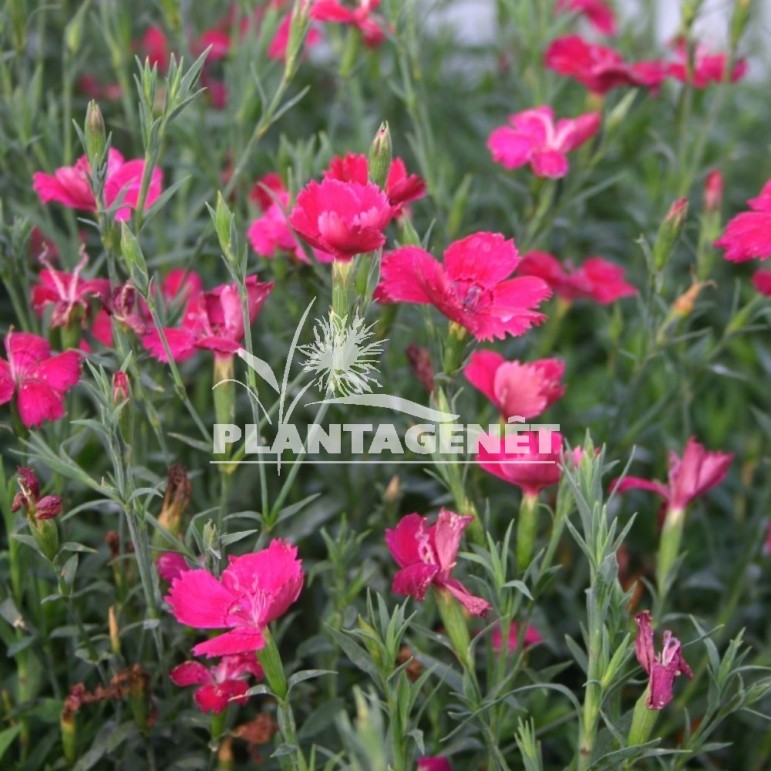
[417,758,453,771]
[375,232,551,341]
[31,253,111,329]
[715,180,771,262]
[166,539,303,657]
[324,153,426,214]
[33,149,163,222]
[613,437,732,513]
[311,0,388,47]
[0,331,81,428]
[488,106,601,179]
[157,552,192,583]
[289,178,394,260]
[668,41,747,88]
[518,251,636,304]
[544,35,667,94]
[556,0,616,36]
[476,430,563,497]
[385,509,490,616]
[267,13,323,61]
[465,351,565,420]
[752,270,771,296]
[170,654,263,714]
[143,275,273,362]
[247,174,333,263]
[634,610,693,710]
[491,621,543,652]
[704,169,723,214]
[140,26,170,69]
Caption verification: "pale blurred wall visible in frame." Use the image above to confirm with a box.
[429,0,771,70]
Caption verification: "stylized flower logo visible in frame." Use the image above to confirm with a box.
[298,313,384,396]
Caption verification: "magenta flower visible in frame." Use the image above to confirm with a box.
[634,610,693,710]
[385,509,490,616]
[156,552,191,584]
[614,437,732,514]
[715,180,771,262]
[417,758,453,771]
[267,13,323,61]
[248,174,334,263]
[668,41,747,88]
[518,251,636,304]
[166,539,303,657]
[0,331,81,428]
[170,654,263,714]
[544,35,667,94]
[752,269,771,296]
[491,621,543,653]
[31,253,111,329]
[289,178,394,260]
[311,0,388,47]
[487,106,601,178]
[375,232,551,341]
[556,0,616,35]
[33,149,163,222]
[465,350,565,420]
[476,430,563,497]
[324,152,426,214]
[143,275,273,363]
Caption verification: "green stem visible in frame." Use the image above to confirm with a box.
[517,493,540,575]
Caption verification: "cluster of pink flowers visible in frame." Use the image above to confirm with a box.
[518,251,637,305]
[252,152,426,263]
[545,35,745,96]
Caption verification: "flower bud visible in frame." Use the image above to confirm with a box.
[654,198,688,270]
[730,0,753,50]
[112,371,130,405]
[704,170,723,214]
[119,224,149,293]
[108,605,121,655]
[157,464,191,538]
[368,121,392,189]
[673,280,715,317]
[35,495,62,520]
[406,344,434,393]
[85,100,106,162]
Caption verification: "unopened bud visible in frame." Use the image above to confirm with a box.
[157,464,191,538]
[406,344,434,393]
[35,495,62,520]
[654,198,688,270]
[60,702,78,763]
[119,224,149,292]
[673,280,715,317]
[368,121,392,189]
[108,606,121,655]
[730,0,753,50]
[704,170,723,214]
[681,0,705,30]
[383,475,401,504]
[85,101,106,162]
[112,371,130,405]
